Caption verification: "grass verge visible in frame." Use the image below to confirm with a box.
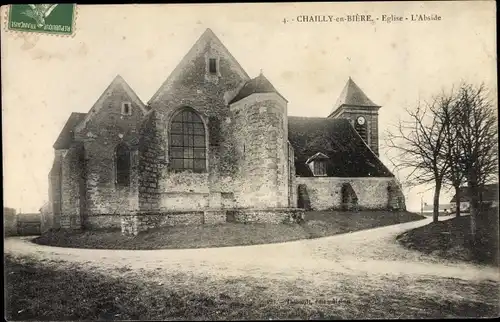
[5,254,498,320]
[32,211,425,250]
[397,208,499,266]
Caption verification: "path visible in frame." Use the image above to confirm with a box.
[5,216,498,284]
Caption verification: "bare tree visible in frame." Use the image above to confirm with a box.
[386,96,452,223]
[438,88,466,217]
[454,83,498,242]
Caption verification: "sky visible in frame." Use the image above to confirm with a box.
[1,2,497,213]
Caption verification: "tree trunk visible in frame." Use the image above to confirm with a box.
[454,185,461,217]
[433,181,442,223]
[467,173,479,245]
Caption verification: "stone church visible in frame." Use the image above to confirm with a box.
[45,28,405,235]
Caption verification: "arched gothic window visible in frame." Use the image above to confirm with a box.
[170,109,207,172]
[115,143,130,186]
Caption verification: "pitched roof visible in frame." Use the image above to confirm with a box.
[288,117,393,177]
[450,183,499,203]
[229,73,287,104]
[149,28,250,105]
[75,75,148,133]
[330,77,380,116]
[53,112,87,149]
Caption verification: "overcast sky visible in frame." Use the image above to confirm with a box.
[1,2,496,212]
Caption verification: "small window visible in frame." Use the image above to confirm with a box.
[208,58,217,74]
[313,161,327,176]
[121,102,132,116]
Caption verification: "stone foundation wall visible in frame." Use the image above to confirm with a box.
[230,208,304,224]
[203,210,227,224]
[85,215,122,229]
[119,208,303,234]
[137,211,205,231]
[121,215,139,236]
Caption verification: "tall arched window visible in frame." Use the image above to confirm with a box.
[170,109,207,173]
[115,143,130,186]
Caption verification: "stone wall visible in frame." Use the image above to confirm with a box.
[138,110,166,211]
[71,76,144,223]
[121,215,139,236]
[230,208,304,224]
[230,93,289,209]
[287,141,297,207]
[387,179,407,210]
[296,177,404,210]
[49,149,66,229]
[130,208,302,234]
[159,171,209,210]
[204,210,226,224]
[148,34,250,213]
[122,210,226,234]
[86,215,122,229]
[60,142,85,229]
[138,211,205,231]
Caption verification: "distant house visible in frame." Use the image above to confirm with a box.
[450,183,499,212]
[422,203,453,213]
[16,213,41,236]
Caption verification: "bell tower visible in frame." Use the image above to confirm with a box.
[328,77,381,156]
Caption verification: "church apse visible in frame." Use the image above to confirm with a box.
[47,28,404,235]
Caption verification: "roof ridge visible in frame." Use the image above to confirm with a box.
[74,75,148,133]
[149,28,250,105]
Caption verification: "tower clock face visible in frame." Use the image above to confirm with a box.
[357,116,366,125]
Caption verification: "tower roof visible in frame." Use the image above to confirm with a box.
[330,77,380,115]
[229,72,287,104]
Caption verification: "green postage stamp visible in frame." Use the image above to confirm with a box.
[7,4,76,36]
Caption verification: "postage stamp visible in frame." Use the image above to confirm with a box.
[7,4,75,36]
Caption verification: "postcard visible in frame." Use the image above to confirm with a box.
[2,2,498,320]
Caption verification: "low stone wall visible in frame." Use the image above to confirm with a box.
[118,207,304,235]
[85,215,122,229]
[135,211,205,232]
[121,215,139,236]
[230,208,305,224]
[296,177,401,211]
[204,210,227,224]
